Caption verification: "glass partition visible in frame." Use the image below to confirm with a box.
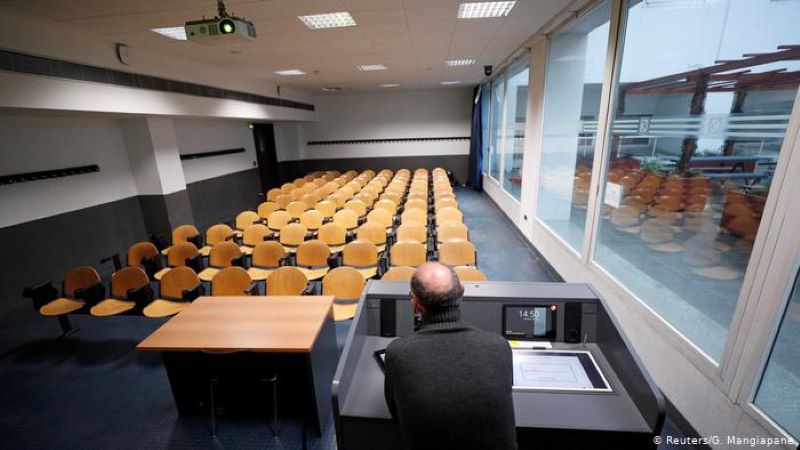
[501,59,529,200]
[489,76,505,181]
[481,82,491,175]
[535,0,612,251]
[594,0,800,359]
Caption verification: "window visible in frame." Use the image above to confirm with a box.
[535,1,612,251]
[754,268,800,440]
[500,59,529,200]
[489,76,505,181]
[594,0,800,359]
[481,82,491,174]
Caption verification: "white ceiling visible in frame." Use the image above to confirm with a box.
[1,0,572,93]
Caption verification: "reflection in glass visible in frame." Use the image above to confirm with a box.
[489,77,505,180]
[501,59,529,200]
[754,270,800,440]
[536,1,611,251]
[594,0,800,359]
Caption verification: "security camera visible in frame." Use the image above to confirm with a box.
[484,65,493,76]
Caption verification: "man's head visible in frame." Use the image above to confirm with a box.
[410,262,465,316]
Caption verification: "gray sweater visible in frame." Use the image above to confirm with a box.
[384,306,517,450]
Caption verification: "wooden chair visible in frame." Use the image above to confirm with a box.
[315,200,338,219]
[212,266,257,296]
[289,188,305,201]
[355,192,375,207]
[161,224,201,255]
[279,223,309,253]
[286,201,308,219]
[247,241,286,281]
[323,267,366,321]
[401,208,427,226]
[143,266,204,318]
[280,182,296,194]
[356,222,388,253]
[154,242,201,281]
[381,266,416,281]
[240,224,271,255]
[90,266,152,317]
[275,194,293,210]
[266,210,293,235]
[435,207,463,226]
[257,202,280,221]
[397,223,428,244]
[404,198,428,212]
[390,240,427,267]
[328,193,348,209]
[438,240,476,267]
[300,209,324,233]
[379,193,402,208]
[435,198,459,211]
[342,240,380,279]
[198,241,243,282]
[127,241,161,279]
[36,266,104,317]
[455,266,487,282]
[266,188,282,202]
[344,199,368,218]
[295,240,332,281]
[301,193,321,210]
[199,224,235,256]
[366,208,394,232]
[318,222,347,253]
[234,211,260,237]
[333,209,359,232]
[266,266,309,296]
[437,222,469,244]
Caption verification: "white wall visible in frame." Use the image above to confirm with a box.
[174,118,257,184]
[0,113,138,227]
[298,88,473,161]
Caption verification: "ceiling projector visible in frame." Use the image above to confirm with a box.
[185,0,256,44]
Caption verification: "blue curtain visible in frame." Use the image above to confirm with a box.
[467,85,483,190]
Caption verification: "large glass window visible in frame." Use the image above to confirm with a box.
[536,1,612,251]
[594,0,800,359]
[501,59,529,200]
[480,82,491,175]
[489,76,505,180]
[754,268,800,440]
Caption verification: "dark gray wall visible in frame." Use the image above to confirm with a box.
[185,169,262,230]
[0,196,148,319]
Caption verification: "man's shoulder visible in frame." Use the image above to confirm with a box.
[387,326,510,353]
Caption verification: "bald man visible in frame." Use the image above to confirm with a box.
[383,262,517,450]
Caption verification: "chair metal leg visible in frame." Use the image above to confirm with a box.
[56,316,78,339]
[209,378,218,436]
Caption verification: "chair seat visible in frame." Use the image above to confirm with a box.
[39,298,85,316]
[247,267,276,281]
[199,246,213,257]
[198,267,220,282]
[297,266,330,281]
[354,266,378,279]
[333,302,359,321]
[153,267,171,281]
[143,299,190,318]
[90,298,135,317]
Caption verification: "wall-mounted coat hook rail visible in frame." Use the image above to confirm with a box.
[0,165,100,185]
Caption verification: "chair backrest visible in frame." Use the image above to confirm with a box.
[279,223,308,247]
[390,240,427,267]
[208,241,242,268]
[280,182,296,194]
[212,267,253,296]
[257,202,280,220]
[454,266,487,282]
[205,224,234,247]
[401,208,427,225]
[344,199,368,217]
[333,209,359,230]
[160,266,200,299]
[435,198,459,211]
[267,210,292,231]
[266,267,308,295]
[381,266,417,281]
[375,199,398,215]
[404,198,428,212]
[315,200,337,218]
[438,222,469,242]
[296,240,331,267]
[275,194,293,209]
[172,224,200,245]
[286,201,308,219]
[300,209,324,231]
[64,266,101,297]
[110,266,149,298]
[356,222,387,246]
[438,239,476,266]
[167,242,199,267]
[266,188,282,202]
[301,192,321,209]
[128,241,159,267]
[396,223,427,243]
[436,207,463,225]
[343,240,378,267]
[318,222,346,247]
[328,193,347,208]
[366,208,393,229]
[323,267,365,300]
[235,211,260,231]
[251,241,285,268]
[242,224,271,247]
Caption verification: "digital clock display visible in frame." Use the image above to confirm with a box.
[503,304,557,340]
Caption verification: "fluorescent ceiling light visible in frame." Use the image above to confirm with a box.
[457,1,516,19]
[379,83,400,88]
[274,69,306,76]
[446,59,476,67]
[357,64,387,71]
[298,12,357,29]
[151,27,187,41]
[441,81,462,85]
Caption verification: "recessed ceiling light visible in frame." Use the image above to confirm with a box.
[446,59,476,67]
[298,12,357,29]
[379,83,400,88]
[441,81,462,85]
[357,64,387,71]
[274,69,306,76]
[321,87,342,92]
[457,1,516,19]
[151,27,187,41]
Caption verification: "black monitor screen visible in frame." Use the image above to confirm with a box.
[503,304,557,340]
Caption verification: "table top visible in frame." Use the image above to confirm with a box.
[137,296,334,353]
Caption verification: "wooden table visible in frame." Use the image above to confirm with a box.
[138,296,338,435]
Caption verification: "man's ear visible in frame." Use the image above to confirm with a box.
[411,297,425,315]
